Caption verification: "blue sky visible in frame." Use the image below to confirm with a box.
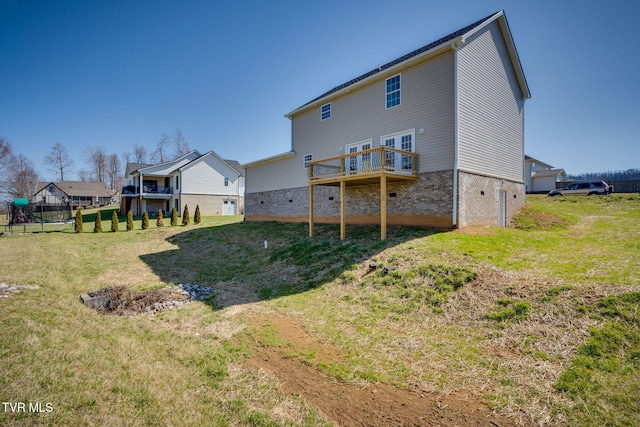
[1,0,639,181]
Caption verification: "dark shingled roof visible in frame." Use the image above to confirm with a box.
[224,159,245,176]
[297,11,499,111]
[35,181,114,197]
[124,162,153,177]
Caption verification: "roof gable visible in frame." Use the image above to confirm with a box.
[179,151,243,177]
[35,181,113,197]
[287,10,529,118]
[136,150,202,175]
[533,169,566,179]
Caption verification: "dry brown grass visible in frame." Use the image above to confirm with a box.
[277,248,640,426]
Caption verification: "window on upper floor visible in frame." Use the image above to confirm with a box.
[304,153,313,169]
[321,103,331,120]
[224,177,229,187]
[386,74,401,109]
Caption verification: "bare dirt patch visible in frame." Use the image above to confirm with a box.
[245,314,523,426]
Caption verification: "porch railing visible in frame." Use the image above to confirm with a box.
[308,147,418,182]
[122,186,174,195]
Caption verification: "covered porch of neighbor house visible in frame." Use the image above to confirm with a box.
[308,146,419,240]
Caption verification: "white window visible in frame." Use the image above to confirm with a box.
[321,103,331,120]
[224,177,229,187]
[303,153,313,169]
[386,74,401,109]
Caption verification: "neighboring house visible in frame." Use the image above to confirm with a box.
[524,155,567,193]
[243,10,530,238]
[120,150,245,216]
[33,181,115,209]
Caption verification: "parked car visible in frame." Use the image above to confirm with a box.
[548,181,611,196]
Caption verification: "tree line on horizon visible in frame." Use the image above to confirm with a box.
[0,130,190,202]
[567,169,640,182]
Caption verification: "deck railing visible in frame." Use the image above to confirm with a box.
[308,147,418,182]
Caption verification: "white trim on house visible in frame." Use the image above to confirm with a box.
[452,40,462,227]
[242,151,295,168]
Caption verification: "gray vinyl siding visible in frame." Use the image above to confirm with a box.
[457,20,525,183]
[295,51,456,176]
[245,155,299,193]
[247,50,456,193]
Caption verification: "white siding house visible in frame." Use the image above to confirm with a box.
[121,150,244,216]
[244,10,530,237]
[524,155,567,193]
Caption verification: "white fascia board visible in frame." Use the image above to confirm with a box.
[243,151,295,168]
[492,12,531,100]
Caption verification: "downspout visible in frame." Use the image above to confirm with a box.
[451,38,464,228]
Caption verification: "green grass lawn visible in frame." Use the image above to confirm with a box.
[1,195,639,426]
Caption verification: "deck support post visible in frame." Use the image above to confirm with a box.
[380,174,387,241]
[309,184,314,237]
[340,180,346,240]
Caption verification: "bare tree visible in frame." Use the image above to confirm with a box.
[122,151,131,165]
[0,137,16,200]
[84,146,108,182]
[0,137,13,175]
[44,142,74,181]
[107,153,122,190]
[172,129,190,159]
[133,144,148,163]
[77,169,92,182]
[7,154,39,199]
[151,134,171,164]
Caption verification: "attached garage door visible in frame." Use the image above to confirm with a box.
[222,200,237,215]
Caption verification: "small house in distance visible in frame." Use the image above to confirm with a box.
[244,10,531,239]
[524,155,567,193]
[121,150,245,217]
[33,181,115,209]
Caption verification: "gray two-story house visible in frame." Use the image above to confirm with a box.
[244,10,530,239]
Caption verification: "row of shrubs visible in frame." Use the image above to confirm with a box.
[75,204,201,233]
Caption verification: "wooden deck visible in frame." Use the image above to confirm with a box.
[307,146,418,186]
[307,147,419,240]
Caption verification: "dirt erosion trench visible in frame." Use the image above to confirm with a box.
[245,314,522,427]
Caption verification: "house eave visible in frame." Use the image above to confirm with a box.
[285,40,457,119]
[494,11,531,100]
[243,151,295,168]
[285,10,530,119]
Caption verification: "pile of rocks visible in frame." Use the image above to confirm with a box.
[80,283,218,316]
[0,283,39,298]
[140,284,219,315]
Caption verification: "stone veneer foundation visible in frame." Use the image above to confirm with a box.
[245,171,524,228]
[245,171,454,228]
[457,171,524,227]
[246,169,524,229]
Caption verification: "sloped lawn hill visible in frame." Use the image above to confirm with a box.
[0,195,638,426]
